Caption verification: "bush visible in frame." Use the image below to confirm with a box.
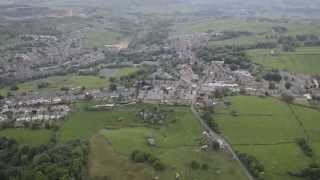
[237,152,264,178]
[285,82,292,90]
[296,138,313,157]
[130,150,165,171]
[109,83,117,91]
[201,163,209,170]
[281,93,295,103]
[131,150,148,163]
[10,85,19,91]
[190,160,200,169]
[263,72,282,82]
[152,160,165,171]
[289,163,320,179]
[268,82,277,90]
[37,82,50,89]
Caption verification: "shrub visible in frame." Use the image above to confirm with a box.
[201,163,209,170]
[10,85,19,91]
[152,160,165,171]
[190,160,200,170]
[130,150,165,171]
[285,82,292,89]
[237,152,264,178]
[296,138,313,157]
[131,150,147,163]
[281,93,295,103]
[263,72,282,82]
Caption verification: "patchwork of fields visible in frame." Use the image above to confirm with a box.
[174,19,320,36]
[215,96,320,180]
[0,103,247,180]
[1,97,320,179]
[70,104,247,180]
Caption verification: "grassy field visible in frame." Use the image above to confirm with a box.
[0,128,52,145]
[175,19,320,48]
[209,35,275,47]
[0,74,108,95]
[0,67,140,95]
[248,47,320,74]
[174,18,320,35]
[98,106,247,180]
[116,67,139,77]
[58,102,144,142]
[83,27,121,48]
[215,96,320,180]
[89,134,154,180]
[174,19,275,34]
[55,102,247,179]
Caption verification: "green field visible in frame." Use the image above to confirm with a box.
[215,96,320,180]
[0,128,52,145]
[0,67,138,96]
[248,47,320,74]
[97,106,247,180]
[175,19,320,49]
[0,74,108,95]
[54,102,246,179]
[83,27,121,48]
[116,67,139,76]
[174,19,275,34]
[174,18,320,35]
[89,134,154,180]
[209,35,275,47]
[58,103,144,142]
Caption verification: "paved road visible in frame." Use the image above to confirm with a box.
[191,63,255,180]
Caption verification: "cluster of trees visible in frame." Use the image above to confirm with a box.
[201,109,220,134]
[37,82,50,89]
[276,34,320,52]
[237,152,264,178]
[263,71,282,82]
[0,137,88,180]
[288,163,320,180]
[138,106,175,126]
[296,34,320,47]
[209,31,253,41]
[120,66,157,88]
[296,138,314,157]
[189,160,209,170]
[196,46,252,69]
[272,26,288,34]
[281,93,295,103]
[130,150,165,171]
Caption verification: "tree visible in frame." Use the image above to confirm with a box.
[201,163,209,170]
[190,161,200,169]
[263,72,282,82]
[285,82,292,89]
[10,85,19,91]
[268,82,277,90]
[281,93,294,103]
[152,160,165,171]
[109,83,117,92]
[109,77,116,83]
